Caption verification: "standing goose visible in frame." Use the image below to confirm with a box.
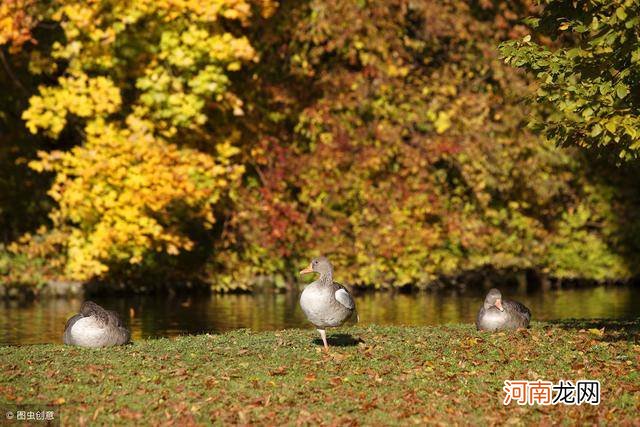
[476,288,531,331]
[63,301,130,348]
[299,257,357,350]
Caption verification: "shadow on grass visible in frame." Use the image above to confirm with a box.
[313,333,363,347]
[546,318,640,343]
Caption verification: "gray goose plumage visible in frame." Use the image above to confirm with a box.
[63,301,130,348]
[299,257,357,349]
[476,288,531,331]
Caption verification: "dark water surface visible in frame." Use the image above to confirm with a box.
[1,285,639,345]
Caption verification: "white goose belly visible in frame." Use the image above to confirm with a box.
[69,317,110,348]
[300,285,348,328]
[478,309,507,331]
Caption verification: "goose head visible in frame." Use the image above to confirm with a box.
[299,256,334,278]
[484,288,504,312]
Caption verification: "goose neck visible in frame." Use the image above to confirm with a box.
[319,272,333,285]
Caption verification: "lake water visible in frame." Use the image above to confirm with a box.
[1,285,639,345]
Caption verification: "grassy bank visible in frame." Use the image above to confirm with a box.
[1,322,639,425]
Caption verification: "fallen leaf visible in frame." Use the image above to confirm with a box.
[269,366,287,376]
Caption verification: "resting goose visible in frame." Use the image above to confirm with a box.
[476,288,531,331]
[299,257,357,350]
[63,301,130,348]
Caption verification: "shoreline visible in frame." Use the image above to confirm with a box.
[2,268,637,300]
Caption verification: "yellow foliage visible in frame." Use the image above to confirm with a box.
[22,74,122,137]
[25,0,266,135]
[17,0,273,280]
[0,4,15,45]
[434,111,452,134]
[0,0,37,52]
[30,118,244,280]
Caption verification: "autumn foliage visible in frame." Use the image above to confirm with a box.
[1,0,639,290]
[0,0,38,52]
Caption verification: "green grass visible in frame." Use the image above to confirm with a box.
[1,321,639,425]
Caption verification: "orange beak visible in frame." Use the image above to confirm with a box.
[495,298,504,312]
[299,263,314,275]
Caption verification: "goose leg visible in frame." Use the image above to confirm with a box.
[317,329,329,350]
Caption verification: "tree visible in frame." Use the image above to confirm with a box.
[227,0,634,287]
[500,0,640,161]
[13,0,274,281]
[3,0,638,290]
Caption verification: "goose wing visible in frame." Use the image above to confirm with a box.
[64,314,82,333]
[107,310,125,327]
[333,283,355,310]
[62,314,82,345]
[475,307,485,330]
[504,300,531,323]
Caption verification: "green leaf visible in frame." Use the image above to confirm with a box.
[566,48,582,59]
[615,84,629,99]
